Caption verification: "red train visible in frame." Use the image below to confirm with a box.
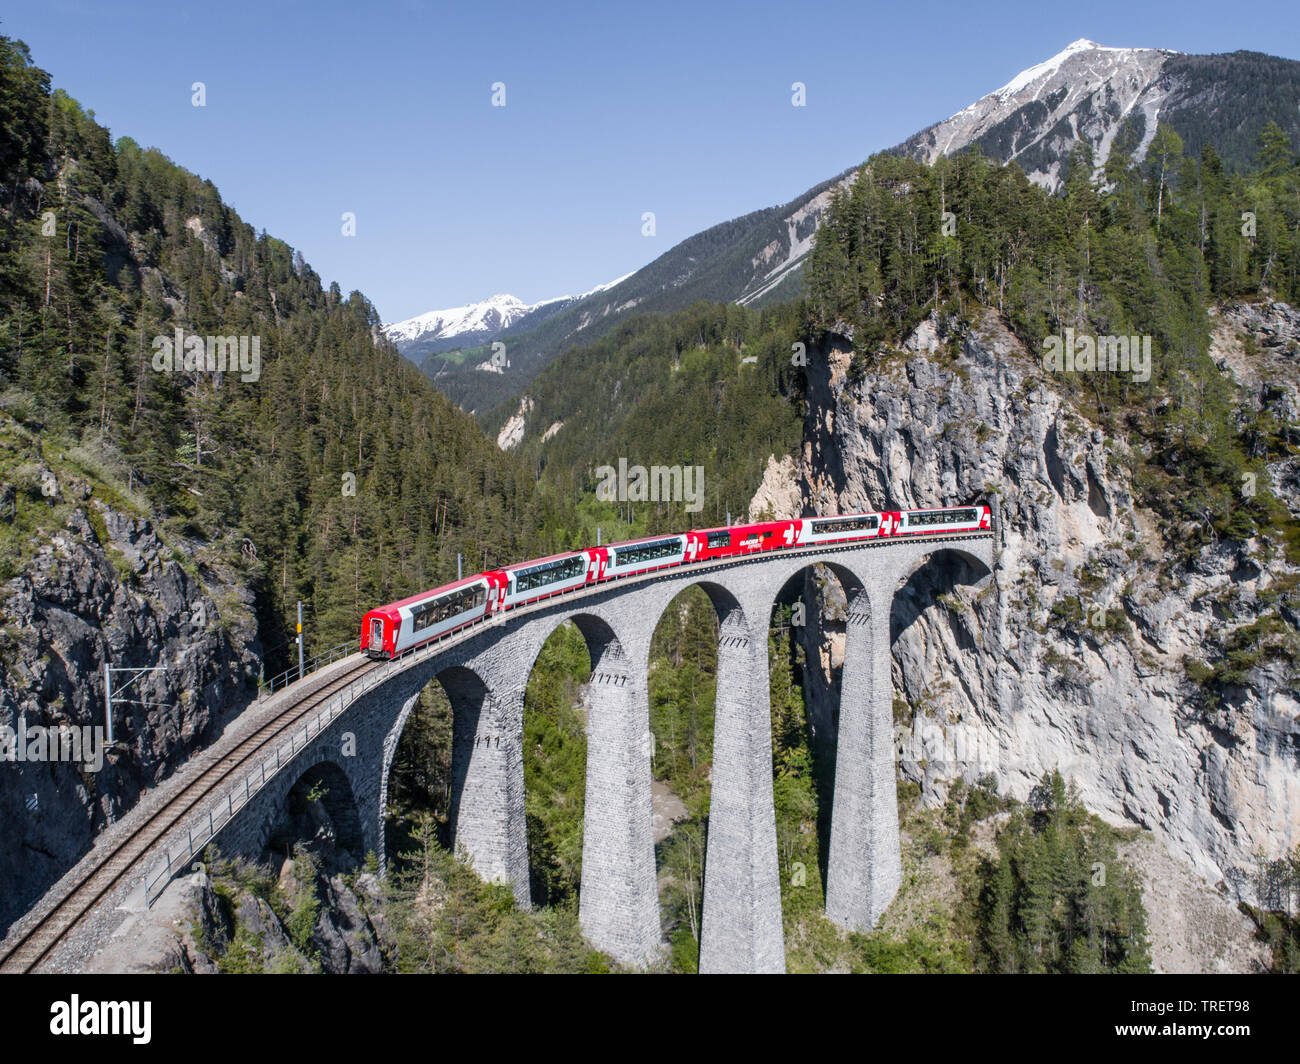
[361,505,991,660]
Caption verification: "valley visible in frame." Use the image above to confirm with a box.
[0,19,1298,984]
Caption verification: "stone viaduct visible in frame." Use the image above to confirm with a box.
[188,533,993,973]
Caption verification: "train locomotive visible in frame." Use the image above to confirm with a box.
[361,504,991,660]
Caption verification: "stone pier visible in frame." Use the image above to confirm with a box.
[179,535,993,972]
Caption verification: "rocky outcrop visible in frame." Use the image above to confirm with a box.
[104,783,387,974]
[795,305,1300,900]
[0,492,262,935]
[496,395,533,451]
[747,455,801,520]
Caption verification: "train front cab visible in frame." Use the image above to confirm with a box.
[361,610,395,660]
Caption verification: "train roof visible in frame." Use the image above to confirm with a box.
[604,531,686,550]
[502,549,588,572]
[692,519,796,535]
[371,573,489,614]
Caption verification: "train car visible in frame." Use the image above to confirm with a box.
[898,505,990,535]
[792,511,883,546]
[361,574,491,660]
[688,520,799,562]
[493,549,596,611]
[358,508,992,660]
[597,533,688,580]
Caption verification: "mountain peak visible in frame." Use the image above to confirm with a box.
[902,38,1196,191]
[989,38,1147,103]
[384,271,636,357]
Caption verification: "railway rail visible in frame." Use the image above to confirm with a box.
[0,529,993,973]
[0,658,378,973]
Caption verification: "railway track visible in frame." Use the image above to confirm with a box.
[0,529,993,973]
[0,657,378,974]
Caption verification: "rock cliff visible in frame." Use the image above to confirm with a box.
[794,304,1299,898]
[0,467,262,935]
[81,777,386,974]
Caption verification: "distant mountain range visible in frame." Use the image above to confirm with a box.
[383,275,632,363]
[386,39,1300,419]
[391,171,854,414]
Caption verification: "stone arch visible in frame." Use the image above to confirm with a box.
[437,662,529,903]
[521,607,660,966]
[767,558,871,745]
[887,545,993,643]
[885,545,996,802]
[283,759,365,860]
[513,612,607,911]
[769,558,866,612]
[819,538,993,934]
[525,609,629,684]
[684,579,747,631]
[764,559,868,895]
[376,657,531,905]
[377,661,487,840]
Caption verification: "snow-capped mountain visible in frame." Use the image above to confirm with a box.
[384,294,542,348]
[385,274,632,359]
[895,39,1300,192]
[415,40,1300,416]
[898,39,1174,190]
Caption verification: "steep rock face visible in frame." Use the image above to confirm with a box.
[0,498,261,935]
[86,860,386,975]
[747,454,802,520]
[796,307,1299,897]
[102,786,387,974]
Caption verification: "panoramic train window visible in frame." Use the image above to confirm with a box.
[513,555,586,594]
[612,537,682,568]
[812,515,879,535]
[411,584,487,632]
[910,509,978,525]
[707,531,731,548]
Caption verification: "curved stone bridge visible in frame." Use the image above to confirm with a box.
[183,532,994,973]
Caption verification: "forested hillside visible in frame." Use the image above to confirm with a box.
[807,132,1300,560]
[0,33,555,663]
[1157,52,1300,172]
[489,301,805,534]
[416,171,850,416]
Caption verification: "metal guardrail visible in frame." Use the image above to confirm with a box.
[142,619,499,906]
[257,640,358,700]
[141,530,995,906]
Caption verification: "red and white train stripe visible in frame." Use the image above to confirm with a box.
[361,505,991,660]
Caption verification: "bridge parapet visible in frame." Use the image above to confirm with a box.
[136,532,993,972]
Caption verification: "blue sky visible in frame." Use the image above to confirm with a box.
[4,0,1299,322]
